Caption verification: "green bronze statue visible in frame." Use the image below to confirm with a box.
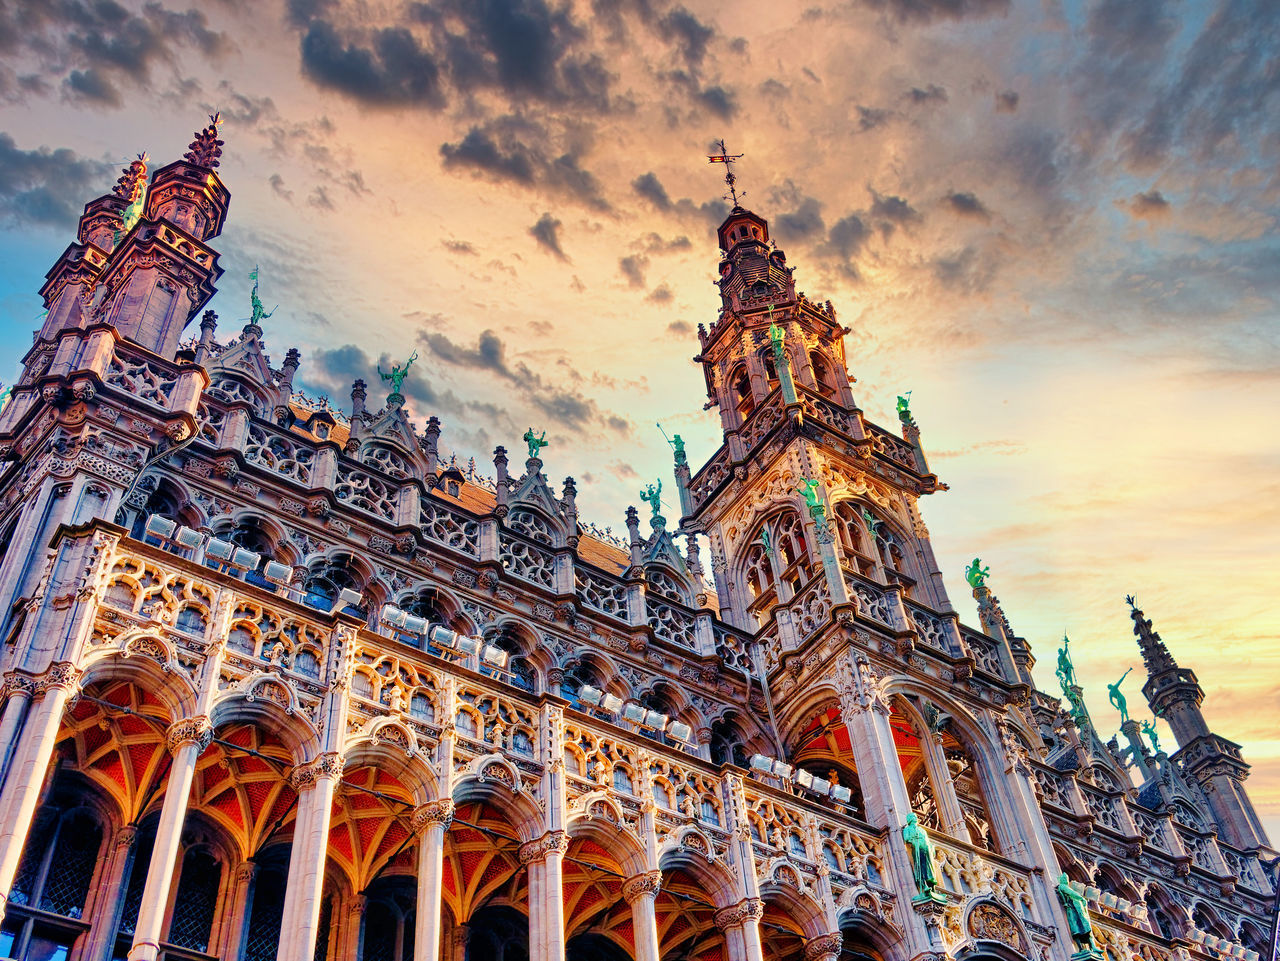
[758,529,773,559]
[640,479,662,518]
[1141,718,1162,755]
[1056,873,1097,954]
[796,478,822,510]
[1108,668,1133,723]
[1056,634,1077,689]
[523,427,549,459]
[860,507,881,537]
[768,321,787,364]
[657,422,687,465]
[378,349,418,396]
[964,557,990,590]
[896,390,912,420]
[248,266,278,325]
[902,813,939,900]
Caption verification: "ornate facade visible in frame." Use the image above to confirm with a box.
[0,118,1272,961]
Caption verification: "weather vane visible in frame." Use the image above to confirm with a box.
[707,139,745,206]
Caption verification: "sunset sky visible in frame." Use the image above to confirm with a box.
[0,0,1276,836]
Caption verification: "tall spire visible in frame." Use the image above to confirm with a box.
[707,139,745,207]
[1127,594,1178,675]
[183,112,225,169]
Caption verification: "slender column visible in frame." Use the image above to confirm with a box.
[84,825,138,961]
[519,831,569,961]
[714,898,764,961]
[0,679,34,798]
[220,862,257,961]
[623,872,662,961]
[341,895,366,960]
[805,933,844,961]
[413,799,454,961]
[279,752,344,961]
[0,664,78,925]
[128,717,212,961]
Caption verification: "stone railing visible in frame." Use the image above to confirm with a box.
[864,422,917,470]
[687,443,733,515]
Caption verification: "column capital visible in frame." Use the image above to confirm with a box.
[622,870,662,904]
[166,715,213,754]
[805,932,844,961]
[234,861,257,883]
[713,897,764,931]
[518,830,570,864]
[114,824,139,850]
[0,670,38,702]
[290,751,345,791]
[37,661,80,697]
[412,798,455,833]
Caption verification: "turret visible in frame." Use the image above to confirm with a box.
[1131,597,1272,850]
[92,114,229,358]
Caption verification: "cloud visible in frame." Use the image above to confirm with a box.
[944,190,992,221]
[639,232,692,253]
[417,326,628,433]
[1121,189,1172,220]
[857,105,893,131]
[667,320,693,336]
[269,173,294,201]
[0,1,230,108]
[629,170,726,224]
[828,213,873,261]
[0,133,111,228]
[658,6,715,68]
[530,212,569,260]
[632,171,673,210]
[308,185,334,210]
[906,84,948,105]
[440,114,609,210]
[859,0,1010,24]
[647,284,673,302]
[995,89,1019,112]
[619,254,648,288]
[299,22,444,107]
[442,239,478,255]
[870,190,921,237]
[777,196,826,239]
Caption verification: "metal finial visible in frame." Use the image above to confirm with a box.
[707,139,745,206]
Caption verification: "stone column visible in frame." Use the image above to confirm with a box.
[84,825,138,961]
[623,871,662,961]
[341,895,366,960]
[0,664,78,926]
[279,752,343,961]
[805,933,844,961]
[128,717,213,961]
[520,831,569,961]
[413,799,454,961]
[219,861,257,961]
[714,898,765,961]
[0,677,35,817]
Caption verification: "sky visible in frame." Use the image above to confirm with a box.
[0,0,1277,839]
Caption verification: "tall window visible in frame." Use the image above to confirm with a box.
[167,848,222,953]
[465,905,528,961]
[361,880,416,961]
[224,517,281,589]
[3,808,103,961]
[302,556,365,617]
[741,511,812,623]
[731,367,754,419]
[834,503,914,595]
[483,626,535,692]
[810,350,840,398]
[244,855,288,961]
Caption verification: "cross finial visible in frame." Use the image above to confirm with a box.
[707,139,745,206]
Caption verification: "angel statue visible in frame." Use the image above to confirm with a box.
[1108,668,1133,723]
[896,391,912,419]
[964,557,990,590]
[640,479,662,518]
[378,350,418,395]
[523,427,549,459]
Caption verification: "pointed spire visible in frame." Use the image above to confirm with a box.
[113,153,150,201]
[1127,594,1178,675]
[184,112,225,169]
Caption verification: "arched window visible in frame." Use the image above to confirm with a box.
[708,714,751,768]
[559,661,605,711]
[131,481,188,541]
[465,905,528,961]
[834,502,914,595]
[223,517,281,589]
[566,932,630,961]
[942,729,998,852]
[810,350,840,398]
[758,346,779,387]
[314,894,334,961]
[302,556,365,616]
[483,625,536,692]
[167,847,222,953]
[1145,891,1178,939]
[731,367,754,419]
[244,853,288,961]
[360,879,416,961]
[741,510,812,623]
[5,807,102,959]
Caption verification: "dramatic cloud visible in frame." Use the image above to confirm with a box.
[0,134,110,227]
[859,0,1010,24]
[619,254,648,288]
[530,212,569,261]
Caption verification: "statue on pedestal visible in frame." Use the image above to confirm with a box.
[1108,668,1133,723]
[1056,873,1098,955]
[902,812,940,900]
[523,427,549,460]
[965,557,990,590]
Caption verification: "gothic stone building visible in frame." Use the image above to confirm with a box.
[0,118,1272,961]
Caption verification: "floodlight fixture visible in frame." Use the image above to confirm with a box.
[145,515,177,540]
